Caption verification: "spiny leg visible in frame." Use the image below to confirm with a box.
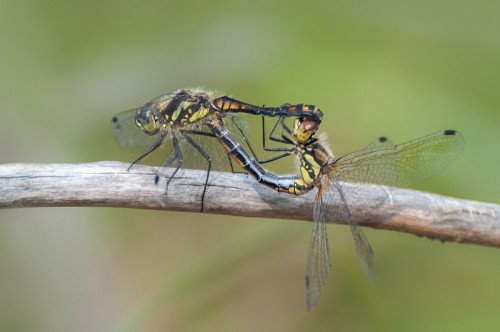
[179,127,240,174]
[177,127,244,175]
[128,132,167,171]
[163,134,184,197]
[222,115,290,171]
[256,116,294,164]
[180,131,213,212]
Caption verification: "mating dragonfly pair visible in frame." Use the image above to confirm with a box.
[112,88,464,311]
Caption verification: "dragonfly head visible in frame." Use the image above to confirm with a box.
[135,106,160,135]
[294,118,318,144]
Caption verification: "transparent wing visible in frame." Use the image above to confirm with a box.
[332,130,465,187]
[162,123,231,172]
[323,176,377,280]
[344,135,395,280]
[163,114,252,173]
[111,108,253,173]
[306,176,332,312]
[307,130,464,310]
[305,136,397,311]
[326,130,464,268]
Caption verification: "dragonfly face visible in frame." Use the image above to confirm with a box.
[135,105,160,135]
[293,118,318,144]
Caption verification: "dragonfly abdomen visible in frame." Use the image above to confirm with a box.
[208,118,313,195]
[213,96,323,122]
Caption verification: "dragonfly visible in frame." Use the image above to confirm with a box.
[111,88,322,210]
[262,117,465,311]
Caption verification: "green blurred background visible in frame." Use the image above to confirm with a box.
[1,0,499,331]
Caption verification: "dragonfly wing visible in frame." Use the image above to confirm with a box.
[306,184,332,312]
[304,137,396,310]
[306,175,376,311]
[393,130,464,186]
[333,130,465,187]
[316,177,376,282]
[163,114,251,173]
[314,130,464,283]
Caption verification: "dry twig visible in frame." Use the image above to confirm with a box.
[1,162,499,247]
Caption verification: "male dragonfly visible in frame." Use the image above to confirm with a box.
[111,88,322,210]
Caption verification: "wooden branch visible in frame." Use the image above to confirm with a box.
[1,162,499,248]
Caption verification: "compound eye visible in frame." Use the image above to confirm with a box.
[301,118,318,132]
[294,118,318,144]
[135,108,159,135]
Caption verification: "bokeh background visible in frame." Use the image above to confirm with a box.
[1,0,499,331]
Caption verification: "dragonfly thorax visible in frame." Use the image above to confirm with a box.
[134,92,216,135]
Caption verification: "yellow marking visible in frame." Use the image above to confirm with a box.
[301,166,314,184]
[171,108,181,122]
[295,123,313,143]
[304,154,321,178]
[190,107,210,122]
[228,102,240,110]
[278,186,291,193]
[284,179,306,195]
[178,100,193,115]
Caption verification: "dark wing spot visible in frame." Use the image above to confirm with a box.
[444,129,457,136]
[111,116,121,129]
[378,136,388,142]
